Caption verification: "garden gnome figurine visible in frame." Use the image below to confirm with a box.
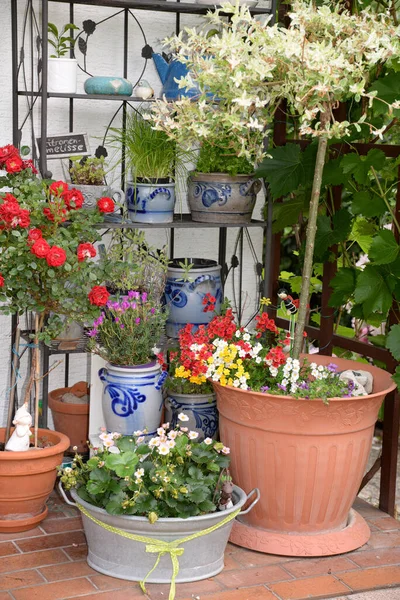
[218,480,234,511]
[5,403,33,452]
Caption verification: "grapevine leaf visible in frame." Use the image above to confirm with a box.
[328,267,357,307]
[354,265,393,318]
[386,324,400,361]
[351,190,386,218]
[369,230,399,265]
[368,71,400,116]
[256,144,302,199]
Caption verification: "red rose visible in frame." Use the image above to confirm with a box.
[31,238,51,258]
[88,285,110,306]
[77,242,96,262]
[0,274,4,287]
[15,209,30,228]
[62,188,84,210]
[0,199,20,224]
[0,145,19,165]
[46,246,67,267]
[5,156,23,174]
[97,197,115,213]
[27,228,43,244]
[22,159,38,175]
[43,206,68,222]
[49,181,68,196]
[2,193,19,204]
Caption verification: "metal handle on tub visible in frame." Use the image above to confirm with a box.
[240,488,260,515]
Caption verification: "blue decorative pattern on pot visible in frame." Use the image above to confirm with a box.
[99,362,164,436]
[188,173,262,223]
[165,392,218,441]
[164,259,222,338]
[126,181,176,224]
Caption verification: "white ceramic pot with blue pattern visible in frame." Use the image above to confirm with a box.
[99,362,167,436]
[188,172,262,224]
[164,258,222,338]
[126,180,175,224]
[164,392,218,442]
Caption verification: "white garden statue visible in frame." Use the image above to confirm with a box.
[5,403,33,452]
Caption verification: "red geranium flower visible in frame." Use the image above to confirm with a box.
[77,242,96,262]
[0,274,4,287]
[62,188,84,210]
[97,197,115,213]
[0,145,19,163]
[255,312,278,334]
[49,181,68,196]
[46,246,67,267]
[27,228,43,244]
[88,285,110,306]
[31,238,51,258]
[5,156,24,174]
[265,346,286,368]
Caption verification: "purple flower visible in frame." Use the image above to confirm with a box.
[299,381,309,390]
[121,301,130,311]
[128,290,140,299]
[327,363,338,373]
[87,328,98,337]
[141,292,148,302]
[260,386,270,393]
[347,379,355,391]
[112,302,120,310]
[106,301,113,309]
[115,317,120,323]
[277,383,287,391]
[131,302,137,310]
[135,317,141,324]
[150,307,156,314]
[120,324,125,329]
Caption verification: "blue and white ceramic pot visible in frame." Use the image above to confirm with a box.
[99,362,167,436]
[164,258,222,338]
[126,181,176,224]
[164,392,218,442]
[188,172,262,224]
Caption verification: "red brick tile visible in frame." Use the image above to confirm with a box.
[0,594,12,600]
[353,498,383,518]
[283,556,358,578]
[338,565,400,591]
[351,547,400,568]
[0,527,44,541]
[16,531,86,553]
[366,531,400,549]
[40,518,83,535]
[0,542,19,557]
[234,549,292,568]
[216,564,290,588]
[372,517,400,531]
[89,574,141,591]
[0,549,68,574]
[0,569,44,590]
[12,578,96,600]
[270,575,350,599]
[69,590,145,600]
[181,587,277,600]
[40,561,97,581]
[144,578,224,599]
[224,553,242,570]
[63,545,88,561]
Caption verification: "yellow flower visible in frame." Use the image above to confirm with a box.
[260,297,272,306]
[175,366,191,379]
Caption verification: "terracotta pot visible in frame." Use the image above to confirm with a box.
[0,428,70,533]
[48,382,89,453]
[214,354,396,557]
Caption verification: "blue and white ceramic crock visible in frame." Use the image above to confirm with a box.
[126,181,176,224]
[164,392,218,442]
[99,362,167,436]
[164,258,222,338]
[188,172,261,223]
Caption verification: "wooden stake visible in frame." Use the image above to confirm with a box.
[34,314,40,448]
[5,327,21,444]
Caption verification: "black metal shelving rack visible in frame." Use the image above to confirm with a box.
[10,0,277,428]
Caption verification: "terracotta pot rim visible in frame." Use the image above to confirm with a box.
[0,428,70,460]
[213,354,396,403]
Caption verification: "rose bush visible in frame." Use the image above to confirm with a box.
[0,144,114,342]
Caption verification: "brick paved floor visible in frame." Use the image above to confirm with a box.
[1,492,400,600]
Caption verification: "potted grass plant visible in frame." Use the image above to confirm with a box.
[0,143,113,532]
[153,1,400,556]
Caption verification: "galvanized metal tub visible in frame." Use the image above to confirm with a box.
[68,485,258,582]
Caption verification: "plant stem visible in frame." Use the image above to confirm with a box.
[293,114,330,359]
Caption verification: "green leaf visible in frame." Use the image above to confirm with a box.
[47,22,59,38]
[350,218,377,253]
[354,265,394,318]
[256,144,302,199]
[189,487,209,504]
[272,196,304,233]
[386,324,400,361]
[328,267,357,307]
[341,150,386,185]
[104,450,138,477]
[369,230,399,265]
[392,366,400,391]
[351,190,386,218]
[322,157,348,187]
[198,499,217,513]
[369,71,400,116]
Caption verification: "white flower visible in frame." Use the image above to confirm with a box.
[133,430,143,437]
[168,430,178,440]
[102,438,115,448]
[158,443,170,456]
[166,439,176,448]
[188,431,199,440]
[137,436,145,443]
[178,412,189,422]
[203,437,213,445]
[108,446,120,454]
[162,422,170,429]
[152,346,161,354]
[255,356,262,364]
[221,446,230,455]
[99,432,113,442]
[180,427,188,433]
[134,468,145,478]
[235,330,241,337]
[148,437,160,447]
[157,427,165,436]
[233,379,240,387]
[242,333,251,341]
[64,467,72,474]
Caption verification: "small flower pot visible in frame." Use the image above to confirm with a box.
[126,181,176,224]
[48,57,78,94]
[48,382,90,453]
[165,392,218,442]
[71,184,123,211]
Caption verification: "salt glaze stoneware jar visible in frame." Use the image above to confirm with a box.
[164,258,222,338]
[164,392,218,442]
[188,173,262,223]
[214,354,396,557]
[99,362,167,437]
[126,181,176,224]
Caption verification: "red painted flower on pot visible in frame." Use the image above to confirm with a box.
[46,246,67,267]
[88,285,109,306]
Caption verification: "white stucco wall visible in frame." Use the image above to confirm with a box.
[0,0,266,427]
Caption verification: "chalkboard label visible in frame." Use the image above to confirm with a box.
[36,133,90,160]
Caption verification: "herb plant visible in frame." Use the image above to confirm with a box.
[59,420,231,520]
[69,156,106,186]
[48,22,79,58]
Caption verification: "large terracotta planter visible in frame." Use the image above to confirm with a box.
[0,428,70,533]
[49,382,89,453]
[214,354,396,557]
